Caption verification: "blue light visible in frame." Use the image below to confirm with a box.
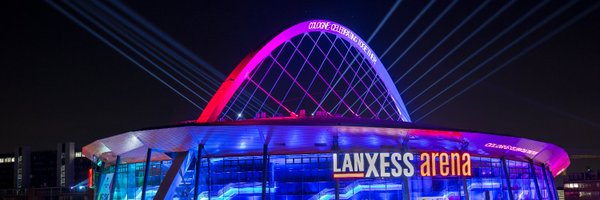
[110,153,551,199]
[199,183,276,200]
[320,194,333,200]
[317,182,402,200]
[135,186,158,199]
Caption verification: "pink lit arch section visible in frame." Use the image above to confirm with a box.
[197,20,411,123]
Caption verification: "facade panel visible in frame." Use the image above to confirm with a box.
[97,153,559,200]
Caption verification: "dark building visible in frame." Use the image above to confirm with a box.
[74,153,92,187]
[14,146,30,192]
[57,142,74,188]
[30,150,57,188]
[0,143,91,191]
[564,169,600,200]
[0,153,15,189]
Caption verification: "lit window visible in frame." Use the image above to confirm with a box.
[0,157,15,163]
[75,152,83,158]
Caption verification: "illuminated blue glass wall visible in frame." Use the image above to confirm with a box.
[96,153,556,200]
[193,154,555,200]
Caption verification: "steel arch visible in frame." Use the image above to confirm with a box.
[197,20,411,123]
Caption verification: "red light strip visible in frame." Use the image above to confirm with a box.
[88,168,93,188]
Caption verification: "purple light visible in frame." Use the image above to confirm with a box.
[484,142,539,155]
[197,20,411,123]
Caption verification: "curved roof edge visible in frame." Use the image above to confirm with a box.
[83,117,569,177]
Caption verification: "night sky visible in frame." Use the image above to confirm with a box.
[1,1,599,172]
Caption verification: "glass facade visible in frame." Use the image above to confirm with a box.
[96,161,172,200]
[95,153,557,200]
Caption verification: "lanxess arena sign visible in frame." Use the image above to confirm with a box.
[333,152,472,179]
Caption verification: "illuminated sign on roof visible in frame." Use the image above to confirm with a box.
[307,21,378,65]
[484,142,539,155]
[333,152,472,179]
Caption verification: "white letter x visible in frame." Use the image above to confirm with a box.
[365,153,379,177]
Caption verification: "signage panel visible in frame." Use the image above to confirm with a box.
[333,152,471,179]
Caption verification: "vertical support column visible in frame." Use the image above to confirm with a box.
[501,158,514,200]
[460,142,470,200]
[462,176,469,200]
[262,143,268,200]
[207,158,211,200]
[547,165,559,200]
[194,145,204,200]
[110,156,120,200]
[335,181,340,200]
[547,167,558,199]
[541,164,554,200]
[333,134,339,200]
[141,148,152,200]
[94,160,104,198]
[529,161,542,199]
[401,137,410,200]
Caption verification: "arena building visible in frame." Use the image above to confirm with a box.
[83,20,569,200]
